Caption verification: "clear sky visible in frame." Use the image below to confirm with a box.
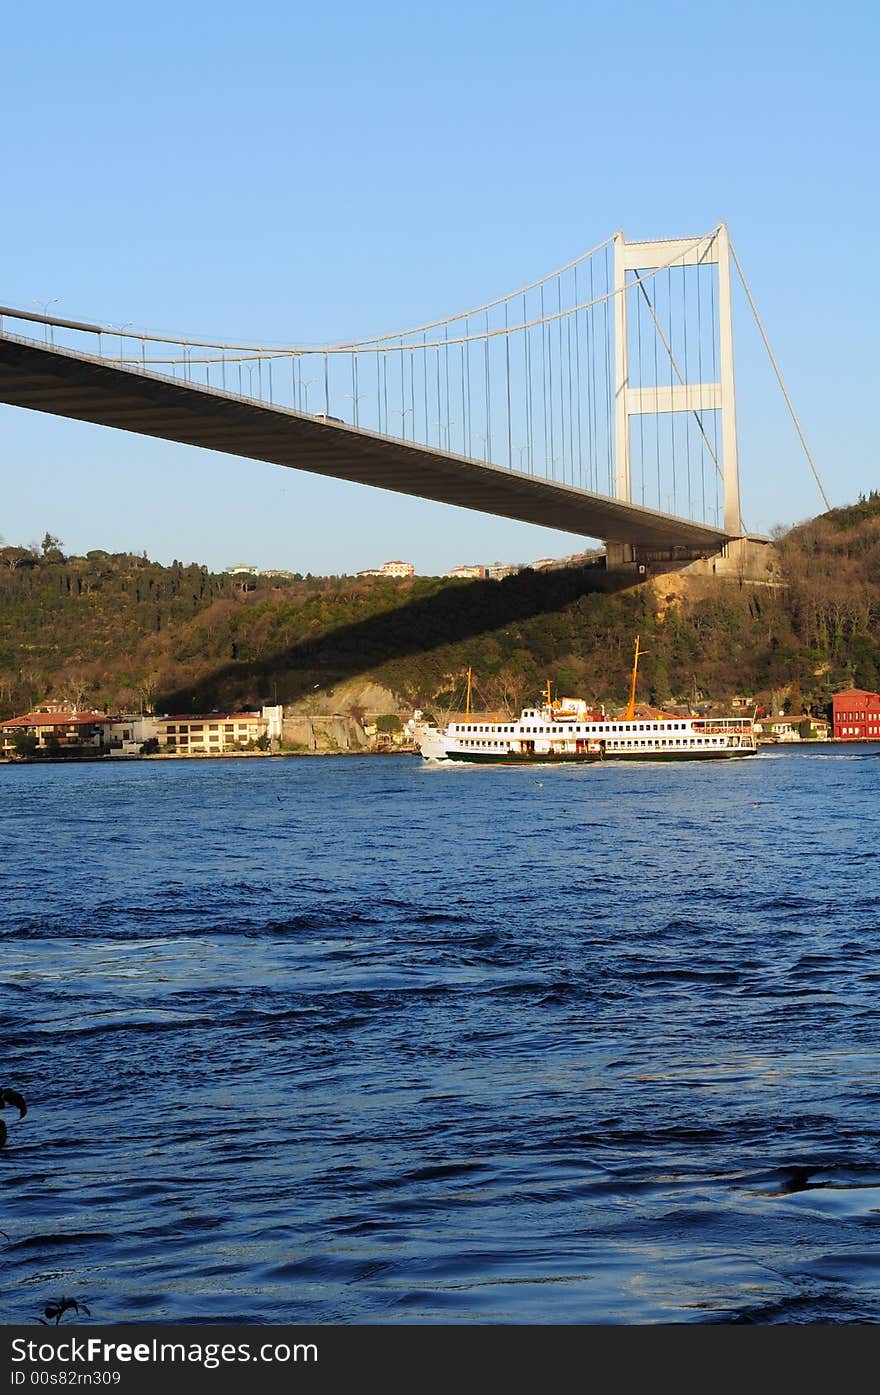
[1,0,877,575]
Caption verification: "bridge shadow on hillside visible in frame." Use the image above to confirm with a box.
[158,560,640,712]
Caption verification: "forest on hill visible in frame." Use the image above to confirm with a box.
[1,494,878,723]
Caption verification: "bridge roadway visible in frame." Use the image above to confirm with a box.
[0,332,731,552]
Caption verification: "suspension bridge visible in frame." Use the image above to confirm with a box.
[0,223,826,564]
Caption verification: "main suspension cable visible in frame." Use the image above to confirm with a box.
[729,240,830,512]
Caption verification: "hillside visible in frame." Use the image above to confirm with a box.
[1,494,878,723]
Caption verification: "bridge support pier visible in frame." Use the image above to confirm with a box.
[605,535,776,583]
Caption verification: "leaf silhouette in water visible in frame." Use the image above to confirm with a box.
[38,1298,91,1326]
[0,1087,28,1149]
[0,1087,27,1118]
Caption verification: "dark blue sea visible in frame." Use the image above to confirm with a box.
[2,745,880,1326]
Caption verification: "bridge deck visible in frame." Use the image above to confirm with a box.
[0,333,732,551]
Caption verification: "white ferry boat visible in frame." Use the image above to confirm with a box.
[408,639,758,765]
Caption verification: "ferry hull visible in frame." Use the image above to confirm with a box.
[433,746,755,764]
[443,749,603,765]
[600,748,757,761]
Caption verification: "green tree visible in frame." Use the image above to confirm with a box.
[11,730,37,758]
[376,714,402,733]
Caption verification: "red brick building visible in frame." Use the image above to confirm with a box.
[832,688,880,740]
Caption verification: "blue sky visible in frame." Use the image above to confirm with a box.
[1,0,877,574]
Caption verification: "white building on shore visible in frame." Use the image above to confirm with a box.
[357,560,415,578]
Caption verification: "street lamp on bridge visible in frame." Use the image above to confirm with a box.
[33,298,60,344]
[345,392,367,428]
[114,323,134,362]
[392,406,413,440]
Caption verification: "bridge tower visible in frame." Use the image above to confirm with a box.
[613,224,742,545]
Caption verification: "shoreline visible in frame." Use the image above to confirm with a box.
[5,738,880,767]
[0,746,419,765]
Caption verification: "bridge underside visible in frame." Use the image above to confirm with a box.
[0,334,732,552]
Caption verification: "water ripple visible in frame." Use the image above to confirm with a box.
[2,746,880,1323]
